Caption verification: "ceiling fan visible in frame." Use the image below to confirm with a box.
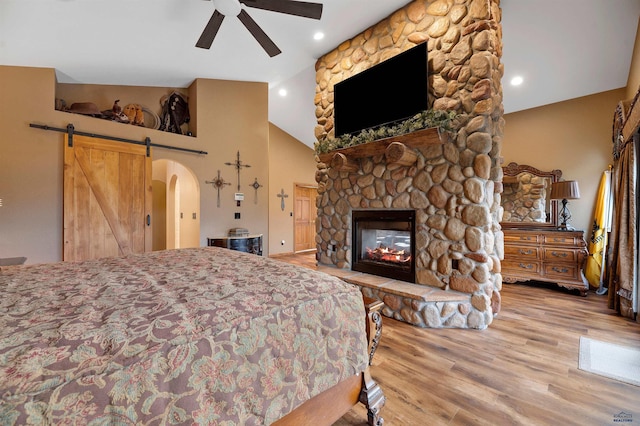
[196,0,323,57]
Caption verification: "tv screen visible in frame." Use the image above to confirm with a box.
[334,42,428,137]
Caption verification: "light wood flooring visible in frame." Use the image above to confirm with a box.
[275,252,640,426]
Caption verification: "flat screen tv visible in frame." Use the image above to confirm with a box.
[334,42,428,137]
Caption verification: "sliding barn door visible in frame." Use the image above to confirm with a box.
[63,135,152,261]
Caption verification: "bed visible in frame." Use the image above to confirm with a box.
[0,247,384,425]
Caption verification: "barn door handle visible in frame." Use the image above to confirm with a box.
[146,215,151,226]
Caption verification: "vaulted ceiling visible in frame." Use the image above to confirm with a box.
[1,0,638,148]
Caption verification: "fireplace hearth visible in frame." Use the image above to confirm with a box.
[352,210,415,283]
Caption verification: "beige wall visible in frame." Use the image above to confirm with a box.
[183,78,270,251]
[502,89,625,234]
[0,66,273,263]
[1,67,61,264]
[268,123,317,255]
[626,17,640,100]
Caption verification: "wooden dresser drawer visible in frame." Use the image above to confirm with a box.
[543,235,579,246]
[502,260,541,275]
[543,248,579,263]
[504,233,540,244]
[543,263,580,281]
[504,245,539,259]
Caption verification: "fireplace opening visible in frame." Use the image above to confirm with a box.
[352,210,415,283]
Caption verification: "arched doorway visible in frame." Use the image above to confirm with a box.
[152,159,200,250]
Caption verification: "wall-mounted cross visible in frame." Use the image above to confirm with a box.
[250,178,263,204]
[277,188,289,211]
[205,170,231,207]
[225,150,251,191]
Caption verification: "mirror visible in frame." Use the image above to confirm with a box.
[501,162,562,229]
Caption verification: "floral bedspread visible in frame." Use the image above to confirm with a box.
[0,247,368,425]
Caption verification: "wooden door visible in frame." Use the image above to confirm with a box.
[294,184,317,252]
[63,135,152,261]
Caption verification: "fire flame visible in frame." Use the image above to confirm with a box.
[365,245,411,264]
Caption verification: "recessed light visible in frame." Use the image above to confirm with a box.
[278,88,287,97]
[510,76,524,86]
[313,32,324,41]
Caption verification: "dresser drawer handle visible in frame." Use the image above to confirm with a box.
[553,238,567,243]
[519,249,534,255]
[518,263,534,269]
[552,267,569,273]
[520,237,532,241]
[551,251,568,258]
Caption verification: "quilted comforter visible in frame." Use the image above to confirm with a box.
[0,247,369,425]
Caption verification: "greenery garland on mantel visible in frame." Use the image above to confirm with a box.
[315,109,459,154]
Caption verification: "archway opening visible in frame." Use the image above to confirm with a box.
[152,159,200,250]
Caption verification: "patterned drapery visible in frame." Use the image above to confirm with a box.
[607,100,639,321]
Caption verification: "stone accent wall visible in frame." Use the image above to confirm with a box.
[314,0,504,328]
[502,173,548,223]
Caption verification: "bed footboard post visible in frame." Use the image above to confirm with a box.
[360,369,385,426]
[362,297,385,425]
[364,298,383,365]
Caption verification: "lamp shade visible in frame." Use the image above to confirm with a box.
[550,180,580,200]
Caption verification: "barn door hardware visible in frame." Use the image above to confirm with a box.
[30,123,208,156]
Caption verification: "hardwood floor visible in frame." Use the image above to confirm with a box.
[275,252,640,426]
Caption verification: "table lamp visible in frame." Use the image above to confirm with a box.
[550,180,581,230]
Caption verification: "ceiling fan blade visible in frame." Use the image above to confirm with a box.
[196,9,225,49]
[237,9,282,57]
[240,0,323,20]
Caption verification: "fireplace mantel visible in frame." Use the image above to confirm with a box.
[316,127,447,164]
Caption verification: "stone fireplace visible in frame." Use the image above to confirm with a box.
[313,0,504,330]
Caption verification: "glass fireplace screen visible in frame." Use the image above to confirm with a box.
[358,227,412,269]
[352,210,415,282]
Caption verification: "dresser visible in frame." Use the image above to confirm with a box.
[207,234,263,256]
[502,228,588,295]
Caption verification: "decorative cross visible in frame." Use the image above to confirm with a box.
[277,188,288,211]
[225,150,251,191]
[205,170,231,207]
[250,178,263,204]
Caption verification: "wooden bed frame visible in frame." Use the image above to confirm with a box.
[273,297,386,426]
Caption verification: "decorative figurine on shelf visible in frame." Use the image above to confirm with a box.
[123,103,145,126]
[112,99,122,115]
[101,100,129,123]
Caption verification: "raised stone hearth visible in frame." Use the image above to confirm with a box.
[318,266,478,328]
[313,0,504,330]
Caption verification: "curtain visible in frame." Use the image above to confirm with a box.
[607,106,639,321]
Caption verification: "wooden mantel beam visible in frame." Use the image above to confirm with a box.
[330,153,359,172]
[317,127,446,164]
[385,142,418,166]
